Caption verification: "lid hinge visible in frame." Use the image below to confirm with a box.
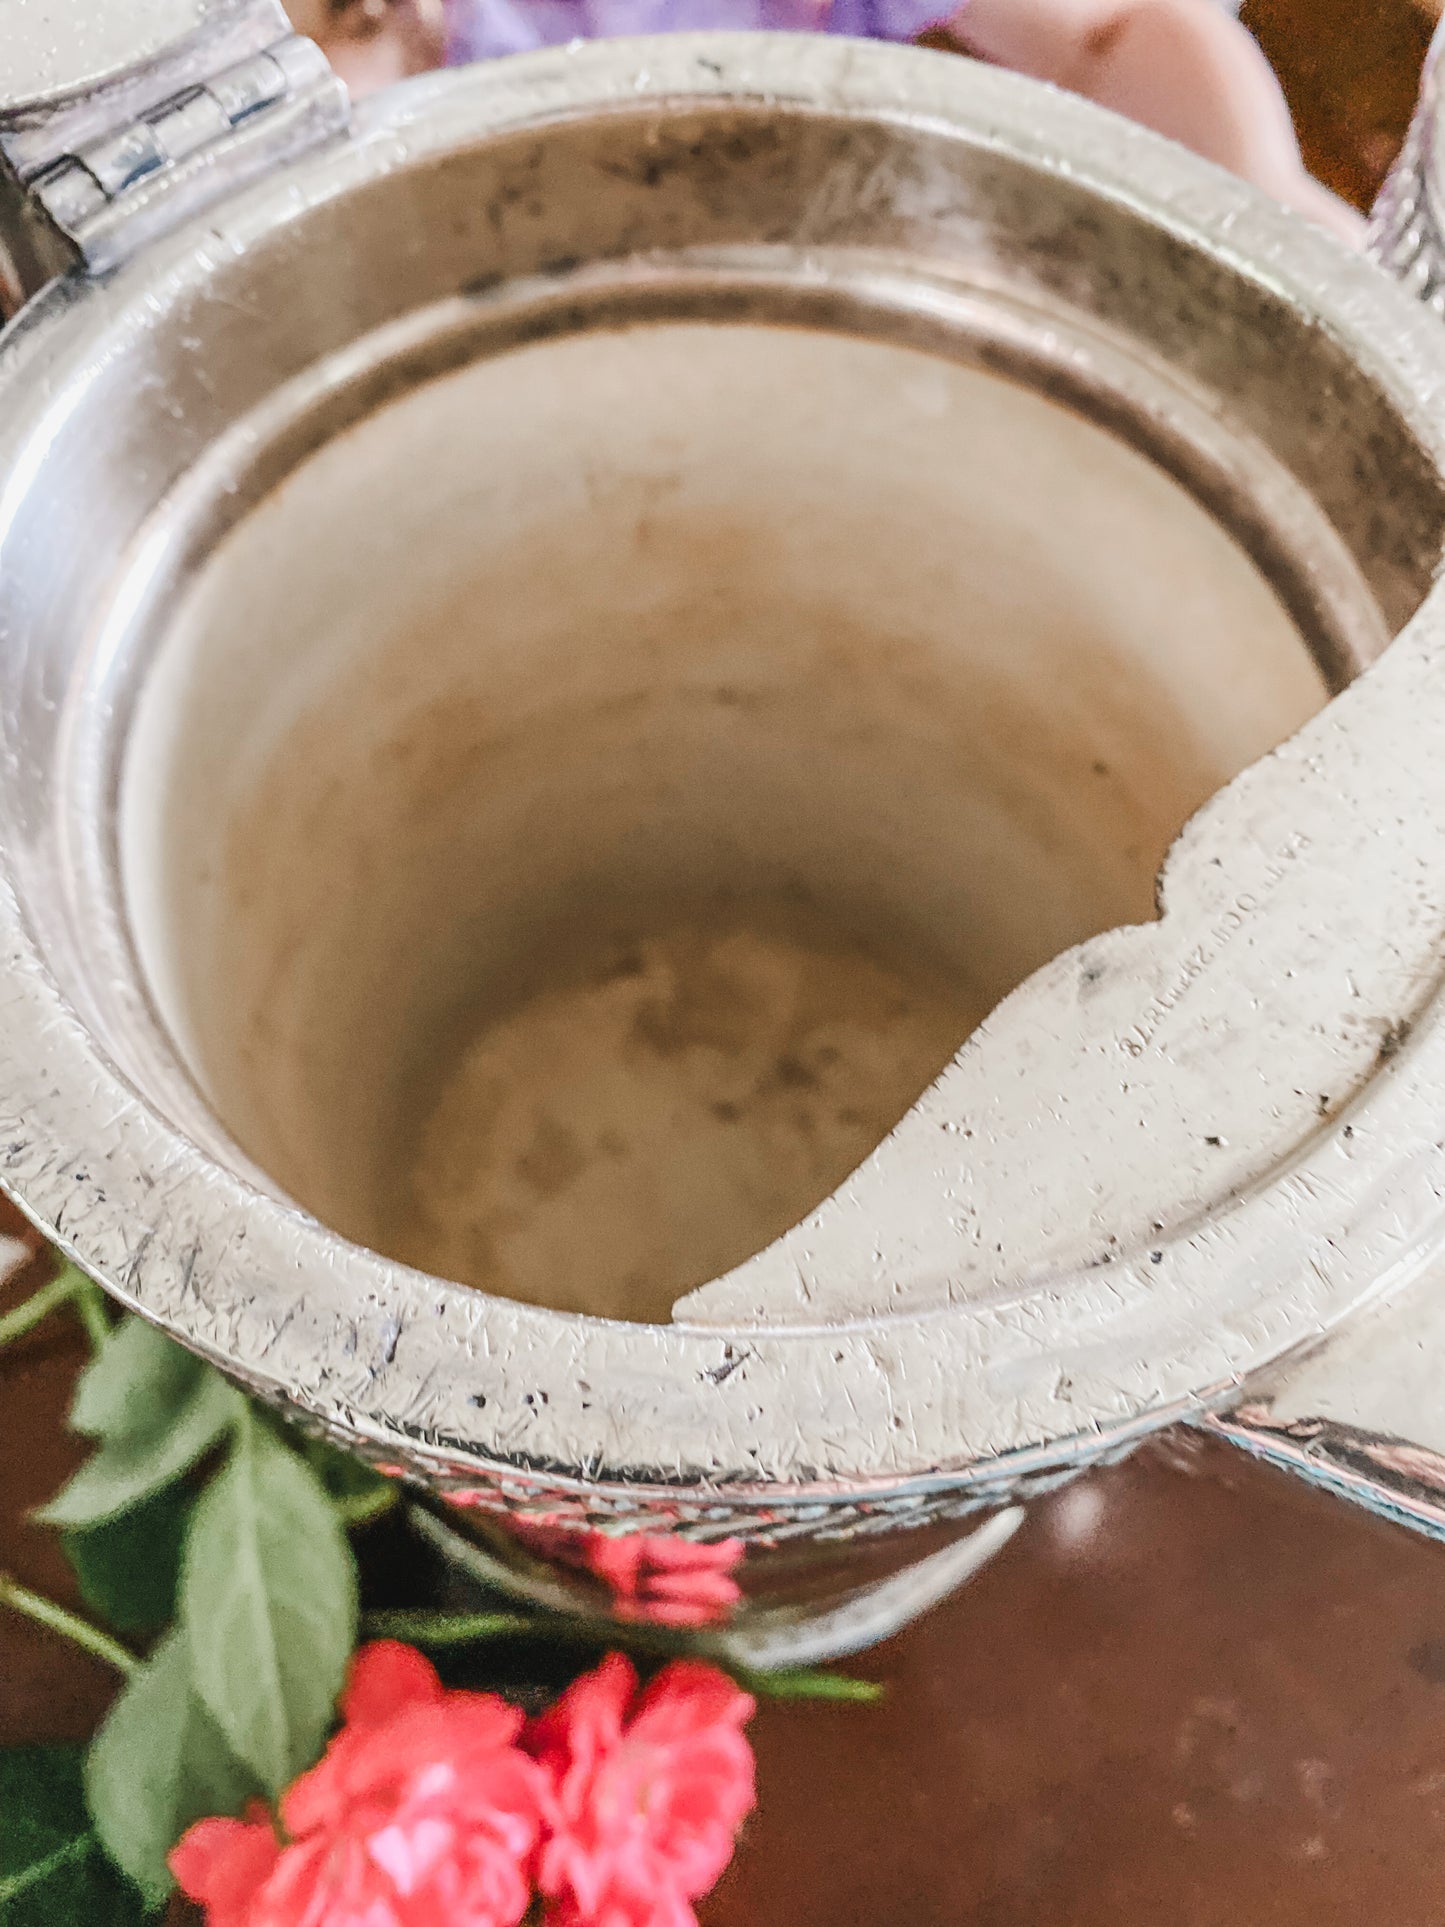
[1,4,348,309]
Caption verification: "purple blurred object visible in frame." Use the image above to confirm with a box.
[444,0,954,62]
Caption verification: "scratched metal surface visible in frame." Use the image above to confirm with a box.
[1,39,1445,1555]
[1,0,278,113]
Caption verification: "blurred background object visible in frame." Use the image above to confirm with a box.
[286,0,446,90]
[1244,0,1435,206]
[286,0,1403,233]
[953,0,1364,236]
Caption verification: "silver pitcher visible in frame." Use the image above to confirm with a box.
[5,0,1445,1665]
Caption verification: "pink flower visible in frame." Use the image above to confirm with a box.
[528,1653,756,1927]
[445,1487,502,1512]
[483,1515,746,1628]
[584,1537,745,1629]
[169,1808,281,1927]
[170,1643,549,1927]
[511,1516,586,1558]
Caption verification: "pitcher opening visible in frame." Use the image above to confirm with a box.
[120,316,1333,1320]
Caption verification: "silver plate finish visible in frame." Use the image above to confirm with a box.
[1,0,242,111]
[0,0,346,301]
[3,38,1445,1626]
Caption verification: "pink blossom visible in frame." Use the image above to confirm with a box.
[528,1653,756,1927]
[169,1808,281,1927]
[498,1516,745,1629]
[171,1643,549,1927]
[584,1536,744,1629]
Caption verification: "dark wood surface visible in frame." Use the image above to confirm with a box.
[13,1193,1445,1926]
[1243,0,1434,210]
[5,11,1444,1921]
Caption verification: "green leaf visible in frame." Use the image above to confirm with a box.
[38,1327,243,1529]
[0,1271,85,1353]
[182,1414,357,1794]
[70,1319,202,1441]
[300,1435,399,1527]
[85,1630,261,1910]
[39,1374,240,1529]
[0,1746,148,1926]
[62,1485,193,1635]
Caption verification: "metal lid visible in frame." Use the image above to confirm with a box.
[1,0,249,115]
[0,0,345,303]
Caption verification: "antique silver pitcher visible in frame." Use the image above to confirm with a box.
[6,0,1445,1664]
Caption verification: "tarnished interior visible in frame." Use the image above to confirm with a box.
[124,313,1336,1321]
[65,83,1444,1328]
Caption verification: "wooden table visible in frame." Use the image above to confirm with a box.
[6,11,1445,1922]
[1244,0,1434,211]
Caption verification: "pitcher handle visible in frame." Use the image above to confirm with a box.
[1202,1276,1445,1542]
[1369,14,1445,310]
[1202,24,1445,1538]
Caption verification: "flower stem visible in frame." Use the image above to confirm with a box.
[335,1483,402,1530]
[0,1271,83,1350]
[366,1607,882,1703]
[0,1262,113,1354]
[362,1609,538,1647]
[0,1572,137,1677]
[730,1666,884,1704]
[72,1278,114,1352]
[407,1505,886,1700]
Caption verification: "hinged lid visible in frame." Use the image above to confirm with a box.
[1370,15,1445,315]
[0,0,347,306]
